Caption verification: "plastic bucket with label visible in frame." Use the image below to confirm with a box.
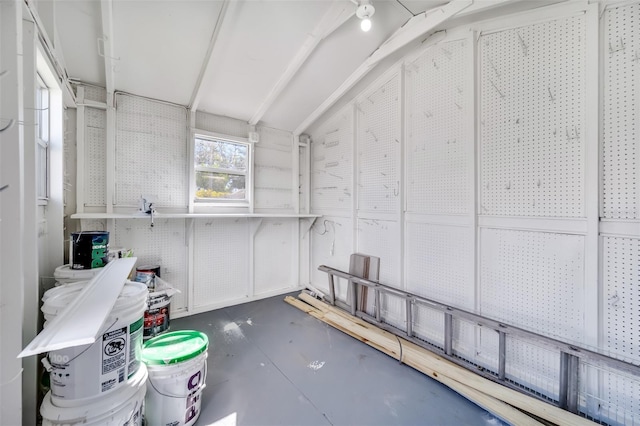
[142,330,209,426]
[41,363,147,425]
[53,264,102,285]
[42,281,148,406]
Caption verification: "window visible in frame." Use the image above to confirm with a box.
[194,135,251,204]
[36,74,49,203]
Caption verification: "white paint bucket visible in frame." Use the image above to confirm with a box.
[142,330,209,426]
[53,264,101,285]
[41,362,147,425]
[42,281,148,406]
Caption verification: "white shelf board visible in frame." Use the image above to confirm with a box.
[70,212,321,219]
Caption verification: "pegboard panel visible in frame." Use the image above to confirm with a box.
[310,106,353,212]
[115,94,188,207]
[113,219,188,312]
[254,219,295,295]
[357,74,400,213]
[310,216,352,299]
[257,126,292,150]
[411,307,476,362]
[479,15,586,217]
[80,219,107,232]
[480,228,585,342]
[195,111,248,138]
[405,38,470,215]
[477,332,561,401]
[84,107,106,206]
[357,218,401,286]
[82,85,106,103]
[603,236,640,363]
[580,361,640,426]
[254,143,293,211]
[299,145,308,212]
[405,222,474,310]
[192,218,249,307]
[413,304,445,348]
[603,4,640,219]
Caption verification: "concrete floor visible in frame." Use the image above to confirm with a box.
[171,294,506,426]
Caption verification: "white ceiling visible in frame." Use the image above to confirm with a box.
[54,0,455,133]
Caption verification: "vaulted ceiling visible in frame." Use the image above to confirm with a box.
[53,0,544,133]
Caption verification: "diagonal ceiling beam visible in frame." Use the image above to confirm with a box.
[294,0,474,135]
[248,0,355,126]
[100,0,115,106]
[190,0,236,111]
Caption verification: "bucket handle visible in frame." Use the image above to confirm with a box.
[147,361,208,399]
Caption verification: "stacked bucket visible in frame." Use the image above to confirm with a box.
[39,230,209,425]
[40,280,149,425]
[40,231,149,425]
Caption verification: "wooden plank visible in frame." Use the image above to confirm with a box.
[285,296,544,426]
[295,293,595,426]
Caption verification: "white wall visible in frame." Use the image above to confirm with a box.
[308,2,640,424]
[74,94,304,315]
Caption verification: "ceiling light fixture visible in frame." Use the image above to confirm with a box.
[356,0,375,32]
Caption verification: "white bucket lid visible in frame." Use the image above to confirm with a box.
[42,281,148,318]
[54,264,102,283]
[41,363,147,423]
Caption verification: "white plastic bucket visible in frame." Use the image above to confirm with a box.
[42,281,148,406]
[142,331,209,426]
[41,363,147,425]
[53,264,102,285]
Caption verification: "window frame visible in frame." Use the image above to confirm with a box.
[36,74,50,205]
[191,129,254,210]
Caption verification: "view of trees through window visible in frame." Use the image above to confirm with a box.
[194,137,248,200]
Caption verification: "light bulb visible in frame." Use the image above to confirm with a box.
[361,18,371,32]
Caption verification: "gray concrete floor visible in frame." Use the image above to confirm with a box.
[171,294,506,426]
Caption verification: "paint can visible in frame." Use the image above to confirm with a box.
[41,281,148,405]
[135,264,161,290]
[70,231,110,270]
[144,292,171,339]
[142,330,209,426]
[53,264,102,285]
[41,363,147,425]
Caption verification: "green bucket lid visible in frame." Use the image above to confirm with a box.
[142,330,208,366]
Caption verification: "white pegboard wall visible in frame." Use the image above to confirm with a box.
[580,362,640,426]
[84,107,106,206]
[299,145,308,212]
[603,4,639,219]
[604,236,640,363]
[357,218,401,287]
[357,75,400,213]
[479,15,586,217]
[257,126,292,151]
[254,219,295,294]
[192,218,249,307]
[113,218,188,312]
[405,222,474,310]
[405,38,470,215]
[480,228,585,343]
[310,216,352,298]
[310,106,353,212]
[115,94,188,208]
[82,85,107,103]
[195,111,249,138]
[254,135,293,210]
[505,338,560,401]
